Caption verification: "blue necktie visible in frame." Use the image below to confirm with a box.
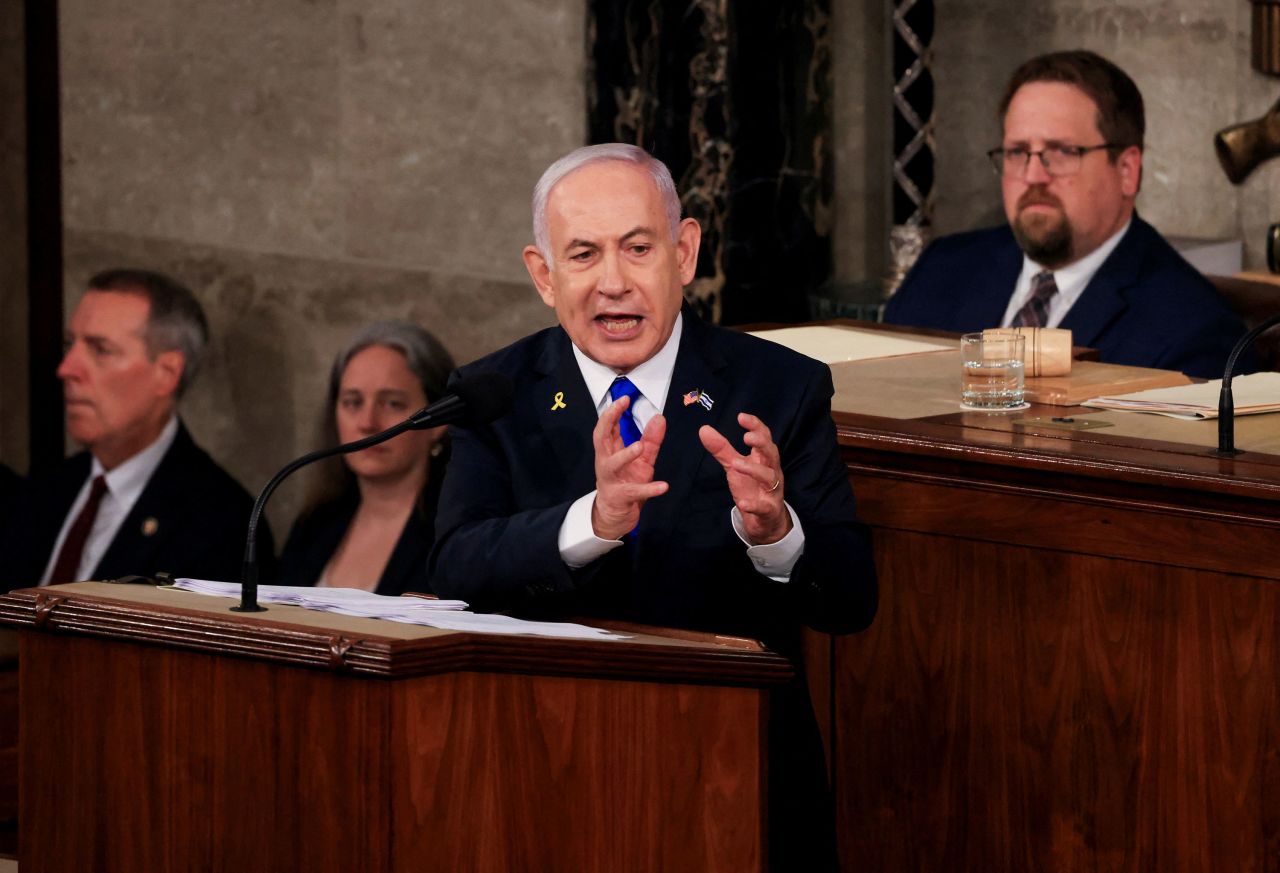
[609,377,642,446]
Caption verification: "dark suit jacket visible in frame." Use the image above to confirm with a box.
[1,421,268,591]
[277,473,440,596]
[429,309,876,870]
[883,216,1249,379]
[429,309,877,651]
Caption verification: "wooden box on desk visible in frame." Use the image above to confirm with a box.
[0,582,790,873]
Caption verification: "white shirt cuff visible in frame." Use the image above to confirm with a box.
[558,490,625,569]
[731,502,805,582]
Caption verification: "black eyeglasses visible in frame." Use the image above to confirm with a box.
[986,144,1118,178]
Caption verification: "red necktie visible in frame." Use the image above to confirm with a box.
[1011,271,1058,328]
[47,475,108,585]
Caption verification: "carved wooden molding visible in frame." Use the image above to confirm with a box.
[0,589,794,687]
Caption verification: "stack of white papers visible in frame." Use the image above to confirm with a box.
[1083,371,1280,420]
[175,578,468,610]
[171,579,629,640]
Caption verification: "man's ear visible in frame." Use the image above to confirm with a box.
[153,350,184,397]
[1118,146,1142,198]
[675,218,702,286]
[523,245,556,308]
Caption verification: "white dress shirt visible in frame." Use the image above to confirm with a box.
[39,415,180,586]
[1001,218,1132,328]
[557,314,805,582]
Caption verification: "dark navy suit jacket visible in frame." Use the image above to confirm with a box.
[429,309,876,870]
[883,216,1248,379]
[429,309,877,650]
[1,421,268,591]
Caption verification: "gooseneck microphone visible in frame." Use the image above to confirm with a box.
[1217,313,1280,456]
[233,371,514,612]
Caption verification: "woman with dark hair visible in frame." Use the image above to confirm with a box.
[277,321,455,595]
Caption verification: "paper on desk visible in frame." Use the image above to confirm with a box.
[1082,371,1280,419]
[174,578,467,609]
[170,579,629,640]
[748,325,951,364]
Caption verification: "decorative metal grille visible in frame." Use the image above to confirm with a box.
[887,0,935,292]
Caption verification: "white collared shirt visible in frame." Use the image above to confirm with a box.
[557,313,805,581]
[39,415,180,586]
[1001,218,1132,328]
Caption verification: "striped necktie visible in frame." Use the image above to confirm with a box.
[1011,271,1058,328]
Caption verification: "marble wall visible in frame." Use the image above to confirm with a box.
[0,2,27,473]
[55,0,581,532]
[832,0,889,283]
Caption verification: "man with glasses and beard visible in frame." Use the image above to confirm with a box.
[884,50,1246,379]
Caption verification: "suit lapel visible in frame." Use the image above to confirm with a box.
[643,314,731,552]
[94,423,193,579]
[532,329,599,495]
[1060,219,1143,348]
[957,231,1024,329]
[22,455,92,584]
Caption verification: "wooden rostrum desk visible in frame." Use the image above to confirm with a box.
[813,338,1280,872]
[0,583,790,872]
[7,326,1280,873]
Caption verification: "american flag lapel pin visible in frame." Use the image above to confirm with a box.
[682,389,714,411]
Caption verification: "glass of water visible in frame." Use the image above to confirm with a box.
[960,332,1025,409]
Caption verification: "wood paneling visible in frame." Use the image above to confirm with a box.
[15,610,771,873]
[391,672,764,872]
[832,526,1280,873]
[822,337,1280,872]
[21,634,390,872]
[850,469,1280,579]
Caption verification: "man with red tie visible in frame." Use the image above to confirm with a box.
[884,50,1247,379]
[2,269,266,589]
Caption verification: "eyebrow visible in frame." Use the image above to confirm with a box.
[1004,139,1078,149]
[562,226,657,254]
[67,331,116,347]
[340,388,411,398]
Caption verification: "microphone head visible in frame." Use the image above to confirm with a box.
[449,371,515,426]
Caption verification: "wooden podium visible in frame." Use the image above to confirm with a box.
[0,582,791,872]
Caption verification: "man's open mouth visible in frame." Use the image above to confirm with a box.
[597,315,641,333]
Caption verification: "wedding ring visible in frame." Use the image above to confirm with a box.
[768,479,780,493]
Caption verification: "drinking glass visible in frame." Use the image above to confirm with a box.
[960,332,1025,409]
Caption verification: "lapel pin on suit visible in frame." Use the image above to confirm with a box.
[550,391,567,411]
[141,517,159,537]
[682,389,714,411]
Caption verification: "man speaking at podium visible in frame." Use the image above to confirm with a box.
[429,143,876,869]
